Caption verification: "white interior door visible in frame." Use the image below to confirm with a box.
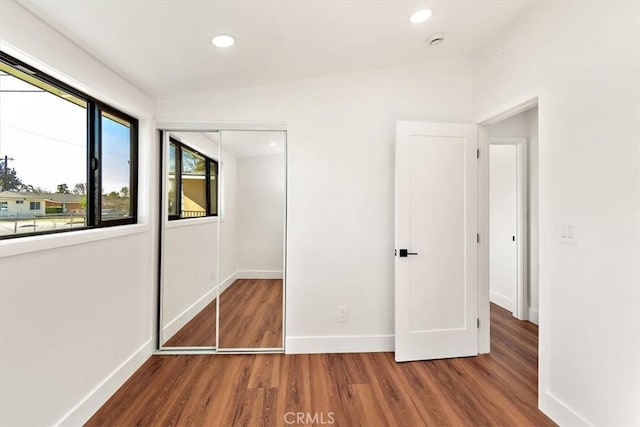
[395,121,478,362]
[489,144,518,312]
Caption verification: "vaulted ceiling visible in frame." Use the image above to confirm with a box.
[19,1,530,99]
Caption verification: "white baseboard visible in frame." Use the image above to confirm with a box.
[528,307,539,325]
[54,339,154,427]
[490,290,513,312]
[163,272,238,339]
[237,270,283,279]
[163,286,217,339]
[219,271,238,295]
[286,334,394,354]
[541,390,591,427]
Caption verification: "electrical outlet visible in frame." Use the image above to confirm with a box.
[337,306,348,323]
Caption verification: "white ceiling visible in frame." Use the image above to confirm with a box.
[221,131,286,159]
[18,1,531,99]
[169,130,285,159]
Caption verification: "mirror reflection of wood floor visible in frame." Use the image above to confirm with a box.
[164,279,283,348]
[87,303,555,426]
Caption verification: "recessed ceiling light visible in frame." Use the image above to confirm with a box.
[409,9,432,24]
[211,34,235,48]
[269,142,277,147]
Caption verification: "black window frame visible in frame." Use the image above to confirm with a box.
[0,51,138,240]
[167,136,218,221]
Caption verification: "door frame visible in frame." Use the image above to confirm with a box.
[474,92,548,412]
[475,94,541,354]
[488,137,528,320]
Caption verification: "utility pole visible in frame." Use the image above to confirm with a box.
[2,155,15,191]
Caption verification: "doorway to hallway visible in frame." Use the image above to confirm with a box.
[487,107,539,324]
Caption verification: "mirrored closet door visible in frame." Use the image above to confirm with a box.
[218,131,285,350]
[160,131,221,349]
[159,128,285,352]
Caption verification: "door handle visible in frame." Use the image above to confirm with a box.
[397,249,418,257]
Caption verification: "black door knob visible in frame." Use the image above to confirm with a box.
[398,249,419,257]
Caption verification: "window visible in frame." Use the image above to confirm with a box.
[15,200,23,204]
[0,51,138,239]
[167,137,218,220]
[209,159,218,216]
[100,111,135,221]
[0,201,7,211]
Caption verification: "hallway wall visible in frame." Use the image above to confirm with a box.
[474,2,640,425]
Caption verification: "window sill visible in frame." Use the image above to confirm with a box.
[165,216,220,229]
[0,223,150,259]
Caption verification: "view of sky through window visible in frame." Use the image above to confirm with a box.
[0,72,130,194]
[0,71,86,193]
[102,115,132,194]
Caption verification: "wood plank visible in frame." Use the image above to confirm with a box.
[163,279,283,348]
[220,279,283,349]
[86,303,556,426]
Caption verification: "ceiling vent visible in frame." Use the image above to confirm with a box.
[427,32,445,46]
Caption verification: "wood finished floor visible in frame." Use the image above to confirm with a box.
[87,303,555,426]
[164,279,283,348]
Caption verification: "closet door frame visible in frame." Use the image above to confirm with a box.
[155,122,287,355]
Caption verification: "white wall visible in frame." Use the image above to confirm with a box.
[489,144,517,312]
[0,1,157,426]
[236,154,285,274]
[169,131,218,159]
[487,110,528,137]
[162,221,218,341]
[157,57,473,352]
[474,2,640,425]
[219,148,238,285]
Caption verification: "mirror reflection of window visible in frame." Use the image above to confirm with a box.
[209,159,218,216]
[167,142,177,217]
[167,136,219,221]
[181,148,206,218]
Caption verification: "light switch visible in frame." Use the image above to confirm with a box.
[560,224,577,243]
[560,224,568,239]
